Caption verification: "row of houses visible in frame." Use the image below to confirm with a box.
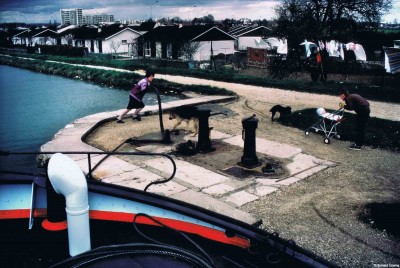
[3,23,276,62]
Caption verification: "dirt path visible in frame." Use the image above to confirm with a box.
[156,73,400,122]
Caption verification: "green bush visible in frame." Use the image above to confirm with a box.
[0,55,235,97]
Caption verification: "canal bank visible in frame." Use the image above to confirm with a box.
[40,93,336,226]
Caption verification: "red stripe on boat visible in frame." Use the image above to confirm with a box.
[89,210,250,248]
[0,209,47,219]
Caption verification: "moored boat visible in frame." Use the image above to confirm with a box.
[0,151,335,267]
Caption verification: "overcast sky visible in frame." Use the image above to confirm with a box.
[0,0,399,24]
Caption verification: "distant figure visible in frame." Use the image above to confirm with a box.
[308,47,327,82]
[116,70,155,123]
[316,48,328,81]
[307,47,319,81]
[339,89,370,150]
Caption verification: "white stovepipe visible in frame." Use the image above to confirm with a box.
[47,153,91,256]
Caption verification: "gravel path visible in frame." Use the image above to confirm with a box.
[156,73,400,122]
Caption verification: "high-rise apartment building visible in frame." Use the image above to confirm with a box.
[60,8,83,25]
[60,8,114,25]
[92,14,115,24]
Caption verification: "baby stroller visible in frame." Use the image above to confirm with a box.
[305,108,345,144]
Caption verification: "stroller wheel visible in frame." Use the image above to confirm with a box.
[315,129,319,133]
[305,131,310,136]
[324,138,330,144]
[336,134,341,139]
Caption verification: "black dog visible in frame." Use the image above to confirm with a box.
[269,105,292,121]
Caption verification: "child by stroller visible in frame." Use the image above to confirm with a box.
[305,107,345,144]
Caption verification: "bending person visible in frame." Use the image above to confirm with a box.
[117,70,155,123]
[339,89,370,150]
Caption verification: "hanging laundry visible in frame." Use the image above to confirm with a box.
[339,43,345,60]
[346,42,355,50]
[253,37,271,49]
[300,39,316,57]
[318,40,325,50]
[346,42,367,61]
[329,40,340,57]
[354,44,367,61]
[277,38,288,54]
[383,46,400,74]
[325,41,330,51]
[264,37,280,49]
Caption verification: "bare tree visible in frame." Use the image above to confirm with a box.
[275,0,393,42]
[109,40,121,54]
[129,39,139,58]
[62,34,74,46]
[179,41,201,61]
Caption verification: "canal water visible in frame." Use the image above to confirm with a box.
[0,65,178,172]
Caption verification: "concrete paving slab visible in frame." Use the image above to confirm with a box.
[312,158,337,167]
[171,189,260,225]
[202,183,236,196]
[256,178,280,186]
[41,137,100,153]
[101,168,160,184]
[286,153,320,175]
[217,177,254,190]
[293,165,329,179]
[74,112,117,124]
[82,156,140,178]
[223,136,302,159]
[145,158,230,188]
[250,185,279,196]
[276,177,303,186]
[135,144,175,154]
[54,123,97,137]
[210,130,233,140]
[75,155,140,175]
[102,169,187,196]
[226,190,259,207]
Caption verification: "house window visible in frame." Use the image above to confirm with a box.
[144,42,151,57]
[156,42,162,58]
[122,40,127,45]
[166,43,172,59]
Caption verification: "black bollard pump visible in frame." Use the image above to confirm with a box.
[238,114,261,169]
[196,108,213,152]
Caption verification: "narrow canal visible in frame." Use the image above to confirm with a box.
[0,65,178,171]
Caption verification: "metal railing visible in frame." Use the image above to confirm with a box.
[0,150,176,192]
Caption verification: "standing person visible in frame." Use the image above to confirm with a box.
[339,89,370,150]
[308,47,319,82]
[116,70,155,123]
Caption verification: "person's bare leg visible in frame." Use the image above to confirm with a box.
[132,108,143,118]
[117,109,131,121]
